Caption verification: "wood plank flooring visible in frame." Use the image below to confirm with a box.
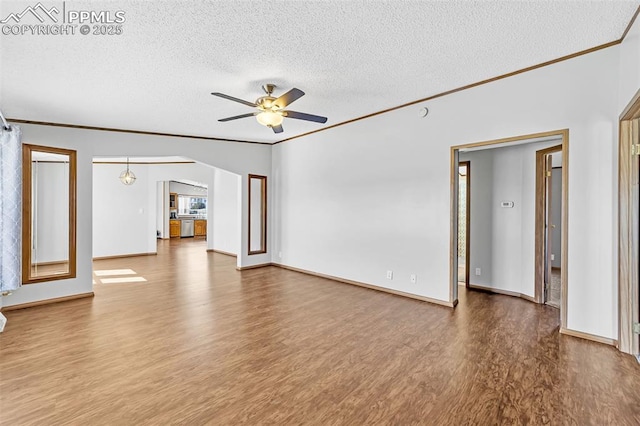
[1,238,640,425]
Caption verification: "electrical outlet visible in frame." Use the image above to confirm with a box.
[475,268,481,276]
[550,254,555,261]
[410,274,417,284]
[386,270,393,280]
[278,251,282,258]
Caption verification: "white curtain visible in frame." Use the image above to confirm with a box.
[0,125,22,292]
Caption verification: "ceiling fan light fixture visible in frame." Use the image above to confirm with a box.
[256,111,284,127]
[213,85,327,132]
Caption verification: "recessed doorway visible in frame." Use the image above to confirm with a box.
[450,130,569,330]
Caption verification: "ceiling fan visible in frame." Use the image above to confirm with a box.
[211,84,327,134]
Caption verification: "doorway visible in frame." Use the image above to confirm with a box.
[535,145,562,308]
[458,162,470,287]
[450,130,569,330]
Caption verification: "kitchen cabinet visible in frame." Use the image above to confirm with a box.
[170,220,181,238]
[169,192,178,211]
[194,219,207,237]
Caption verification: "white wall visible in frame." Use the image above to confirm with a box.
[93,163,151,258]
[156,181,165,238]
[273,46,619,339]
[459,150,493,287]
[619,15,640,112]
[162,182,170,238]
[213,168,240,255]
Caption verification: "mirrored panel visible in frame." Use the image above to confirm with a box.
[248,174,267,255]
[22,144,77,283]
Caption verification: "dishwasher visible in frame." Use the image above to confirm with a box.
[180,219,194,238]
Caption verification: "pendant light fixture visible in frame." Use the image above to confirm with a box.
[119,157,136,185]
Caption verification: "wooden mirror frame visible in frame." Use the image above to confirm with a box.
[248,174,267,255]
[22,144,77,284]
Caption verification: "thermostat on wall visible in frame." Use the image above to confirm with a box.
[501,201,514,208]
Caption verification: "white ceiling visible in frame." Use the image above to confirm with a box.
[1,1,639,144]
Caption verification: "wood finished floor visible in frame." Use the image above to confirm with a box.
[1,239,640,425]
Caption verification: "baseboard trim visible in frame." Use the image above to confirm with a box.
[1,292,94,312]
[207,249,237,257]
[273,263,455,308]
[236,263,271,271]
[93,252,157,261]
[469,283,537,303]
[560,327,617,347]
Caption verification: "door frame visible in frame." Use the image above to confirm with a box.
[618,88,640,355]
[458,161,471,288]
[450,129,569,331]
[534,144,563,307]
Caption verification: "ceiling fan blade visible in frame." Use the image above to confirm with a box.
[274,88,305,108]
[218,112,258,122]
[282,110,328,124]
[272,124,284,134]
[211,92,256,107]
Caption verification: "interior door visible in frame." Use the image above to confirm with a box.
[630,118,640,353]
[458,162,470,287]
[544,155,553,303]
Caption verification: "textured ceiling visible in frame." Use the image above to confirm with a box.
[1,1,639,143]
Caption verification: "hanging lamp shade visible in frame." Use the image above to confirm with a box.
[119,158,136,185]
